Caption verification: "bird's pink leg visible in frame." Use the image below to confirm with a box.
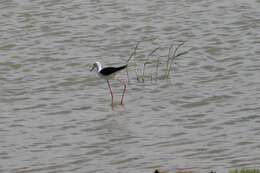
[117,79,126,105]
[107,80,114,107]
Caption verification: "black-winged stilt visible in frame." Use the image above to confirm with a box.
[90,61,127,106]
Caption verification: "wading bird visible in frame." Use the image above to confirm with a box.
[90,61,127,107]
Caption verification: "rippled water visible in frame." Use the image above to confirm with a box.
[1,0,260,173]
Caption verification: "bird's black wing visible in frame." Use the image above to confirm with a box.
[100,65,127,76]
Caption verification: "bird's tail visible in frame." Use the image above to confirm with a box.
[118,64,127,70]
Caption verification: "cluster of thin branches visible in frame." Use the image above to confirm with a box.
[125,40,188,83]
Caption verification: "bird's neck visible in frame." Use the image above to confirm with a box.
[96,62,102,72]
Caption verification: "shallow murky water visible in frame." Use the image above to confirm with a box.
[1,0,260,173]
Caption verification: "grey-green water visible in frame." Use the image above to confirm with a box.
[1,0,260,173]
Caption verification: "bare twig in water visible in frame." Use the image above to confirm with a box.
[133,57,141,81]
[173,41,186,57]
[175,51,189,58]
[166,41,187,78]
[126,41,141,82]
[142,61,152,82]
[126,41,141,63]
[125,39,187,82]
[147,47,161,81]
[166,44,175,71]
[155,55,167,80]
[156,57,160,80]
[140,47,161,82]
[133,38,159,82]
[148,47,160,57]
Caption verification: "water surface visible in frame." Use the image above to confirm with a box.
[1,0,260,173]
